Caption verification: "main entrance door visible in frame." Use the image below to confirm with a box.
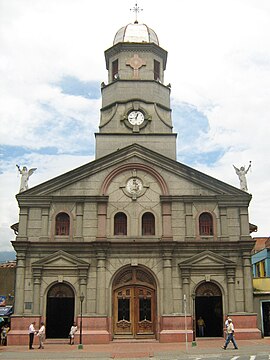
[113,267,156,339]
[46,283,74,338]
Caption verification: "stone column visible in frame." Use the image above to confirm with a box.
[161,201,172,240]
[243,251,254,312]
[79,271,88,313]
[18,207,28,240]
[181,268,191,313]
[226,267,236,313]
[14,251,26,314]
[41,208,49,238]
[75,203,83,239]
[239,207,250,236]
[97,202,107,240]
[219,207,228,238]
[96,250,107,315]
[162,249,173,314]
[33,269,42,314]
[184,203,193,239]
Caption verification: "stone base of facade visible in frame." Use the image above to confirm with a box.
[159,315,194,342]
[8,315,111,345]
[8,313,261,345]
[8,316,41,345]
[75,316,111,343]
[223,313,261,340]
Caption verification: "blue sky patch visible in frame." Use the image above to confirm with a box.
[58,76,100,99]
[172,101,224,166]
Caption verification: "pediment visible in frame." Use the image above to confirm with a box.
[17,144,250,200]
[32,250,90,270]
[178,250,236,270]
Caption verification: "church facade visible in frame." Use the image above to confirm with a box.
[9,20,260,344]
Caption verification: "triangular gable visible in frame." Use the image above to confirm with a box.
[178,250,236,270]
[32,250,90,270]
[17,143,250,199]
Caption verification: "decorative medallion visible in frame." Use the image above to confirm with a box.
[120,170,149,200]
[126,177,143,195]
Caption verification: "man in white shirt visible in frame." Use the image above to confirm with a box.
[222,319,238,350]
[28,321,36,349]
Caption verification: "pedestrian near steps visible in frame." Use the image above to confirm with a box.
[222,318,238,350]
[28,321,36,349]
[37,322,45,349]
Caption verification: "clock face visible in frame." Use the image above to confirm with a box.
[128,111,145,125]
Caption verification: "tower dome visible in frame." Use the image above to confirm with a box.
[113,22,159,45]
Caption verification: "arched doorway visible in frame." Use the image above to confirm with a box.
[46,283,75,338]
[195,282,223,337]
[112,266,157,339]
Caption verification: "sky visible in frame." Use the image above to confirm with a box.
[0,0,270,253]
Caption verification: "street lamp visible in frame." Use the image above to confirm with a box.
[191,293,197,346]
[79,293,85,348]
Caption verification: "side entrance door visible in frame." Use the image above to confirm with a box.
[113,285,155,338]
[46,283,74,338]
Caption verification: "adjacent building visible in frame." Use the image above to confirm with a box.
[252,237,270,337]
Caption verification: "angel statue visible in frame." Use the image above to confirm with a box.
[16,165,37,192]
[233,161,251,192]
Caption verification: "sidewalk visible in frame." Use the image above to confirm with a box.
[1,338,270,359]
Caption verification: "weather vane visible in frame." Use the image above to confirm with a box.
[130,3,143,23]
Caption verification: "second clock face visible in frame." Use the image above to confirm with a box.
[128,111,145,125]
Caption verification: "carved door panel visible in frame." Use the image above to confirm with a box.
[114,285,155,338]
[135,286,155,336]
[114,287,133,335]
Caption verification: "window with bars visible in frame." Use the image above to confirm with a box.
[55,212,70,235]
[142,212,155,236]
[199,212,213,236]
[154,60,160,81]
[114,212,127,235]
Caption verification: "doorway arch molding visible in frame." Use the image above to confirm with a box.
[112,264,158,290]
[194,280,223,297]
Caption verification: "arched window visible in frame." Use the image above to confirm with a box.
[114,212,127,235]
[199,212,213,236]
[55,212,70,235]
[142,212,155,235]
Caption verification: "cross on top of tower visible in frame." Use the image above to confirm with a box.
[130,3,143,24]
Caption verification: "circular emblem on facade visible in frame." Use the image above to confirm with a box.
[126,177,143,195]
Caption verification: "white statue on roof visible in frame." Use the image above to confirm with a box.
[233,161,251,192]
[16,165,37,192]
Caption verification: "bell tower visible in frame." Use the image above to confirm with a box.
[95,20,177,159]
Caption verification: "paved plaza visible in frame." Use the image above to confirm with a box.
[0,338,270,359]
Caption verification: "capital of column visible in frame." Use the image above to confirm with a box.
[180,267,191,284]
[242,251,251,266]
[226,268,235,283]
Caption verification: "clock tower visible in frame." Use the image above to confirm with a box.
[95,20,177,159]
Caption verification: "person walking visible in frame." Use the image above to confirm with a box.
[28,321,36,349]
[69,322,78,345]
[37,322,45,349]
[197,316,206,337]
[1,323,9,346]
[222,318,238,350]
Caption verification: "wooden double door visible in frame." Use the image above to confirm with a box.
[113,285,156,338]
